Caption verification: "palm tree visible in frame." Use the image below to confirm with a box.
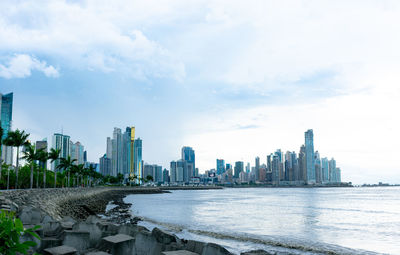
[48,148,60,188]
[0,126,4,184]
[3,129,30,189]
[36,149,48,188]
[21,143,39,189]
[57,156,76,187]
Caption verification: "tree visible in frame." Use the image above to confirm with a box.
[145,175,154,183]
[48,148,60,188]
[3,129,30,189]
[21,143,39,189]
[56,156,76,187]
[0,126,3,183]
[36,149,48,188]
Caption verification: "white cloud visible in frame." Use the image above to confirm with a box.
[0,54,59,79]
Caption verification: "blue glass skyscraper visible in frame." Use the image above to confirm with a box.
[216,159,225,175]
[305,129,316,183]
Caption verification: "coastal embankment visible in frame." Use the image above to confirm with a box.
[0,186,260,255]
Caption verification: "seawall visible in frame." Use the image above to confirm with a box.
[0,186,261,255]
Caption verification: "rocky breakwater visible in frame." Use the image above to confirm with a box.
[0,187,268,255]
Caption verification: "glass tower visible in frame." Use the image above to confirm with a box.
[305,129,316,183]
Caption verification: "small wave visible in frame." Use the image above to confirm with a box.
[140,217,383,255]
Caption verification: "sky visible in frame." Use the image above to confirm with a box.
[1,0,400,184]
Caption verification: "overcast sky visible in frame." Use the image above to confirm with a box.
[1,0,400,184]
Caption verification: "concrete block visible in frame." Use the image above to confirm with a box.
[135,231,162,255]
[73,222,103,247]
[185,240,205,254]
[39,237,62,252]
[152,227,177,245]
[62,230,91,253]
[162,251,199,255]
[201,243,232,255]
[44,245,78,255]
[85,252,111,255]
[99,234,135,255]
[42,215,62,237]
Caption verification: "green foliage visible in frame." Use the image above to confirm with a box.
[0,210,41,255]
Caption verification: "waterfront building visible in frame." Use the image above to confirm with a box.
[234,161,244,178]
[226,163,232,171]
[106,137,112,159]
[259,167,267,182]
[314,151,322,184]
[291,152,298,181]
[321,157,329,183]
[176,160,184,183]
[99,154,112,176]
[216,159,225,175]
[170,161,177,183]
[70,141,84,165]
[267,154,272,172]
[246,162,250,173]
[83,151,87,163]
[305,129,316,183]
[51,133,70,171]
[182,146,195,183]
[329,158,337,183]
[35,139,48,169]
[255,156,260,181]
[298,145,306,182]
[272,155,280,185]
[133,137,142,182]
[111,128,123,176]
[275,149,282,162]
[163,169,169,183]
[0,92,13,165]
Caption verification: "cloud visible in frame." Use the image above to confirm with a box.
[0,54,59,79]
[0,1,186,81]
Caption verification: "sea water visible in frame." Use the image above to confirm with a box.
[125,187,400,254]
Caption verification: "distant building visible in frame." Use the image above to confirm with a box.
[35,139,48,169]
[163,169,169,183]
[305,129,316,183]
[321,157,329,183]
[51,133,70,171]
[255,156,260,181]
[99,154,112,176]
[182,146,195,183]
[216,159,225,175]
[234,161,244,178]
[0,92,13,165]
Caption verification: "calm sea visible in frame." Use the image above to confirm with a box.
[124,187,400,255]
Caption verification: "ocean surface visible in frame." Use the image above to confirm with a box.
[124,187,400,255]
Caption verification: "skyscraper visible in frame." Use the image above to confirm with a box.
[216,159,225,175]
[51,133,70,171]
[321,157,329,183]
[36,139,48,169]
[234,161,244,178]
[0,92,13,165]
[305,129,316,184]
[111,128,122,176]
[133,137,142,182]
[182,146,195,183]
[255,156,260,181]
[99,154,112,176]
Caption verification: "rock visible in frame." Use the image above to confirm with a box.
[61,221,75,230]
[19,206,42,224]
[99,234,135,255]
[152,227,177,244]
[162,251,199,255]
[44,245,78,255]
[118,223,140,236]
[85,215,101,224]
[201,243,232,255]
[61,230,91,253]
[240,250,274,255]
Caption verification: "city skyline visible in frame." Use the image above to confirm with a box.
[1,1,400,184]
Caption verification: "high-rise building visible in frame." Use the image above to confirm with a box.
[36,139,48,169]
[182,146,195,183]
[70,141,84,165]
[329,158,337,183]
[305,129,316,184]
[314,151,322,184]
[133,138,142,182]
[51,133,70,171]
[111,128,122,176]
[216,159,225,175]
[298,145,306,182]
[234,161,244,178]
[321,157,329,183]
[255,156,260,181]
[226,163,232,170]
[272,155,280,185]
[0,92,13,165]
[163,169,169,183]
[99,154,112,176]
[246,162,250,173]
[170,161,177,183]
